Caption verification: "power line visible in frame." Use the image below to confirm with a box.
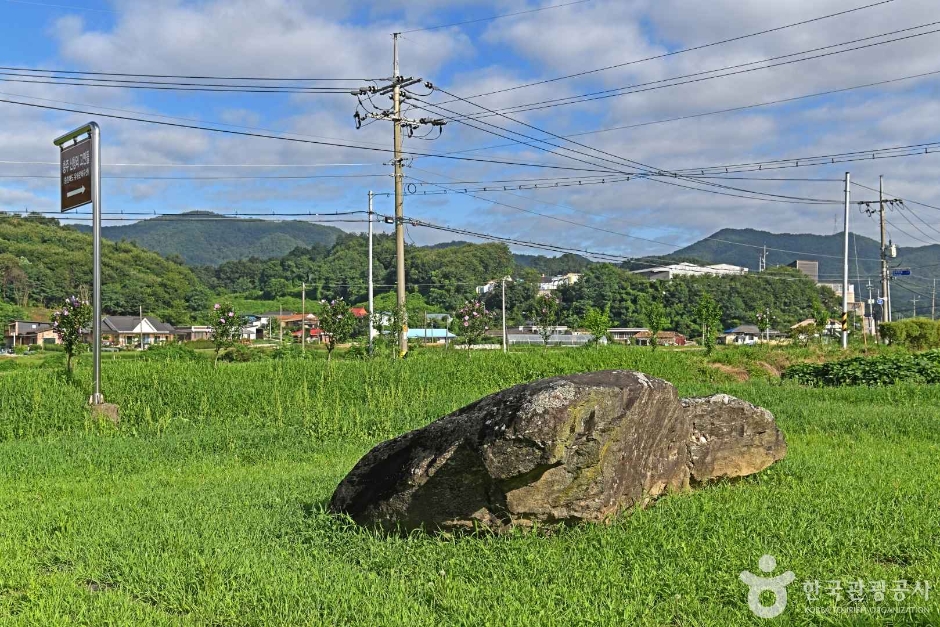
[0,65,375,82]
[413,87,847,205]
[443,22,940,119]
[404,173,879,260]
[0,96,619,173]
[400,0,592,34]
[0,73,364,93]
[445,0,896,102]
[435,67,940,158]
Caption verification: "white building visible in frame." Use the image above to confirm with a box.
[538,273,582,293]
[631,263,748,281]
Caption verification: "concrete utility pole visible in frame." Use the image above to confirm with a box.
[301,282,305,353]
[913,295,920,318]
[392,34,408,358]
[879,175,891,324]
[139,305,143,350]
[933,278,936,320]
[501,276,510,353]
[367,190,375,356]
[349,40,445,358]
[842,172,851,349]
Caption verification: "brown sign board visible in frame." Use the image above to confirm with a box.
[60,137,93,212]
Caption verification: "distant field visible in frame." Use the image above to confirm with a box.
[0,348,937,625]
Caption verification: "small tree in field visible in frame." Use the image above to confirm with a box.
[210,301,243,365]
[320,298,356,362]
[456,300,491,356]
[51,295,91,373]
[643,301,667,351]
[581,306,611,347]
[532,293,560,346]
[695,293,722,356]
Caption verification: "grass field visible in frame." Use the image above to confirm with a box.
[0,348,937,625]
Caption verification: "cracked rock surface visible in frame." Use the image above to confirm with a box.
[329,370,786,533]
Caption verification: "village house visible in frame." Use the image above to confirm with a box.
[633,330,687,346]
[4,320,59,348]
[100,316,175,348]
[173,325,212,342]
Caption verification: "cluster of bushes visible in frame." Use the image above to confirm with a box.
[879,319,940,350]
[783,349,940,386]
[140,343,203,362]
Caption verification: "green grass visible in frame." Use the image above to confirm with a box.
[0,348,938,625]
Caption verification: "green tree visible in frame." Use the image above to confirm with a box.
[695,293,723,356]
[581,306,612,347]
[532,293,560,346]
[320,298,356,362]
[209,301,243,365]
[51,295,92,373]
[455,299,492,356]
[643,301,667,351]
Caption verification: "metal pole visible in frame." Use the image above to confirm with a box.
[502,277,508,353]
[367,191,374,355]
[91,122,102,403]
[392,33,408,358]
[842,172,850,349]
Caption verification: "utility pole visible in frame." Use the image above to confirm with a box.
[350,36,445,359]
[913,295,920,318]
[841,172,850,349]
[301,281,305,353]
[932,278,936,320]
[392,34,407,358]
[139,304,143,350]
[758,245,767,272]
[367,191,375,356]
[501,276,510,353]
[879,175,890,324]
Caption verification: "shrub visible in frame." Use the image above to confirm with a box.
[879,319,940,350]
[141,343,202,362]
[783,349,940,386]
[219,344,267,363]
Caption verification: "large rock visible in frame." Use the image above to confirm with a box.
[329,371,786,533]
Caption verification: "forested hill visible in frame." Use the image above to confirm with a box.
[670,228,940,277]
[1,214,209,324]
[85,211,343,266]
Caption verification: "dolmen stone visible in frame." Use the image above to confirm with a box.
[329,370,786,533]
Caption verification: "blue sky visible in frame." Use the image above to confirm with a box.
[3,0,940,260]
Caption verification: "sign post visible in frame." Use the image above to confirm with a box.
[54,122,103,404]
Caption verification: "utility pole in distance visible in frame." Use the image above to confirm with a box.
[367,191,374,356]
[841,172,851,349]
[351,34,445,358]
[913,295,920,318]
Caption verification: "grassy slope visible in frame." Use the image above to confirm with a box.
[0,349,938,626]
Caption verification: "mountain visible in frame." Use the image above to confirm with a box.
[0,214,209,324]
[86,211,344,266]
